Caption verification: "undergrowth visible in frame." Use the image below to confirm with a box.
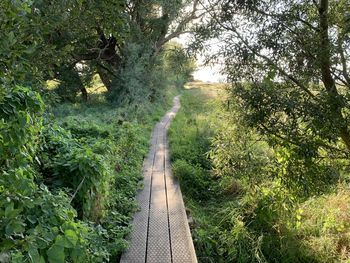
[50,89,178,261]
[169,83,350,263]
[0,85,177,262]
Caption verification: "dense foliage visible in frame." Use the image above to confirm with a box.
[170,84,350,263]
[171,1,350,262]
[5,0,350,262]
[190,0,350,195]
[0,0,196,262]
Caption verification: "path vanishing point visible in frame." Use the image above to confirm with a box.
[120,96,198,263]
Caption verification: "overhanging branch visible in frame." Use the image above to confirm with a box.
[154,0,204,52]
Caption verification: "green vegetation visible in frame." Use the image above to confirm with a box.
[0,0,196,261]
[169,83,350,263]
[174,2,350,261]
[0,76,183,262]
[193,0,350,164]
[2,0,350,262]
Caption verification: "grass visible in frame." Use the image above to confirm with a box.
[169,82,350,263]
[297,187,350,262]
[50,86,179,260]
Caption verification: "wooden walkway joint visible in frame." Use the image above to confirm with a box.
[120,96,198,263]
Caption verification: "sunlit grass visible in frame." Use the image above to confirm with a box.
[170,82,350,263]
[46,79,60,90]
[87,74,108,94]
[297,185,350,262]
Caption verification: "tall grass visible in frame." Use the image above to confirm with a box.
[169,82,350,263]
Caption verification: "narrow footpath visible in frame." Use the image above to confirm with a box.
[120,96,197,263]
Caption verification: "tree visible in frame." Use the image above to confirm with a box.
[31,0,203,102]
[0,0,124,101]
[83,0,203,99]
[0,1,198,260]
[195,0,350,152]
[163,42,197,85]
[191,0,350,192]
[37,0,127,99]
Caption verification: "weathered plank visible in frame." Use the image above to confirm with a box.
[120,96,197,263]
[147,171,171,263]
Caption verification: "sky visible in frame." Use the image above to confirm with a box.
[176,34,227,83]
[192,62,226,83]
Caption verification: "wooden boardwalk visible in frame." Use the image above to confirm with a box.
[120,96,197,263]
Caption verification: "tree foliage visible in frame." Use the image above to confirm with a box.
[194,0,350,191]
[0,0,197,261]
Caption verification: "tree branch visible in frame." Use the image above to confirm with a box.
[96,62,118,78]
[253,8,319,32]
[338,37,350,86]
[226,23,316,98]
[154,0,204,52]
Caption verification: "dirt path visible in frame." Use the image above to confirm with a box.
[120,96,197,263]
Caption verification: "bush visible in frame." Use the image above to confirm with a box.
[38,124,110,221]
[0,86,110,262]
[0,168,101,263]
[0,86,44,169]
[168,83,349,263]
[0,84,165,261]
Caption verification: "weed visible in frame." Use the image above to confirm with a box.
[169,82,350,263]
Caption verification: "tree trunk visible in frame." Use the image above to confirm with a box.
[81,87,88,102]
[319,0,350,151]
[96,66,113,92]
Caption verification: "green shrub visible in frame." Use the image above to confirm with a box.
[0,86,121,263]
[0,86,44,168]
[275,146,339,196]
[107,43,153,104]
[0,168,101,263]
[38,124,110,221]
[0,87,110,262]
[168,84,345,263]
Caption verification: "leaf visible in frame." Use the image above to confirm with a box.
[28,246,45,263]
[71,248,85,262]
[47,244,65,263]
[10,251,24,263]
[7,31,16,46]
[64,229,78,247]
[24,45,36,55]
[4,202,14,217]
[5,220,25,235]
[55,232,79,249]
[5,202,22,218]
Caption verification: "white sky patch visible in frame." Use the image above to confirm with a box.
[193,59,226,83]
[176,33,227,83]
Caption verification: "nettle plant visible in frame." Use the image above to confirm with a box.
[0,86,109,262]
